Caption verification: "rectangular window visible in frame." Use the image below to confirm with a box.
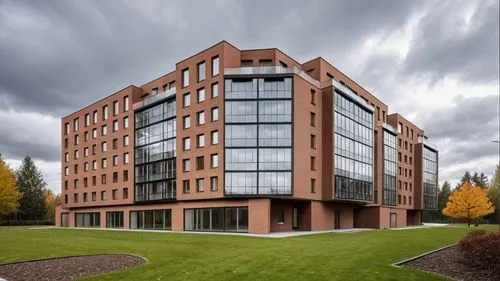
[197,134,205,148]
[124,96,129,111]
[92,160,97,170]
[123,116,129,129]
[65,123,69,135]
[102,125,107,136]
[197,88,205,103]
[183,159,190,172]
[183,137,191,151]
[311,89,316,105]
[196,156,204,170]
[93,111,98,124]
[75,212,100,228]
[113,120,118,132]
[183,180,190,193]
[102,142,107,152]
[184,207,248,232]
[74,118,79,132]
[74,135,79,145]
[310,156,316,171]
[211,107,219,121]
[123,188,128,199]
[311,179,316,193]
[74,193,78,203]
[210,176,218,191]
[112,189,118,200]
[183,93,190,107]
[124,135,129,146]
[113,171,118,182]
[211,130,219,145]
[196,178,204,192]
[113,101,119,116]
[106,211,123,228]
[197,111,205,125]
[197,61,205,82]
[212,56,219,76]
[123,170,128,181]
[211,154,218,168]
[124,153,129,164]
[130,210,172,230]
[92,129,97,139]
[310,112,316,126]
[101,158,107,169]
[103,105,108,120]
[152,88,158,96]
[85,114,90,127]
[211,83,218,98]
[84,131,88,142]
[311,134,316,149]
[183,115,191,129]
[278,209,285,224]
[101,191,106,201]
[182,68,189,87]
[92,192,96,201]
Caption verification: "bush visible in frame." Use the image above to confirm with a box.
[459,230,500,276]
[0,220,53,226]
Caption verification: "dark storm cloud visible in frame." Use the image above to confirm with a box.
[403,0,500,84]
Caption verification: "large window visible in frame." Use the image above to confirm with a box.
[333,92,373,201]
[383,131,397,206]
[224,77,292,195]
[130,209,171,230]
[184,207,248,232]
[75,212,100,228]
[106,211,124,228]
[134,96,177,202]
[423,146,438,209]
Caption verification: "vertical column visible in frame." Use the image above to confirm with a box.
[248,198,271,234]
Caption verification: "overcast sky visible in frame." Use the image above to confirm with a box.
[0,0,499,193]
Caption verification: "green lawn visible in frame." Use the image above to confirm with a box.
[0,225,497,281]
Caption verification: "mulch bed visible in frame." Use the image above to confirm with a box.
[0,254,146,281]
[403,245,499,281]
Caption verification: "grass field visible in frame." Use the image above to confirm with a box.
[0,225,497,281]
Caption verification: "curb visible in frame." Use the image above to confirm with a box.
[391,243,458,267]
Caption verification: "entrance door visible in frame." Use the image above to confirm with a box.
[292,208,299,230]
[390,213,397,228]
[334,209,341,229]
[61,213,69,227]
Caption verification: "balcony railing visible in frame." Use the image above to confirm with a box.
[331,80,374,112]
[224,66,321,88]
[133,87,176,110]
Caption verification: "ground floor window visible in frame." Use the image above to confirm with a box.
[75,212,100,228]
[184,207,248,232]
[130,209,172,230]
[106,211,124,228]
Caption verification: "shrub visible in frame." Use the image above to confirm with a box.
[458,230,500,277]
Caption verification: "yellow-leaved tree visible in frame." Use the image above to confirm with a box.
[443,182,495,226]
[0,156,22,216]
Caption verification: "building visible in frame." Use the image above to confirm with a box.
[56,41,439,233]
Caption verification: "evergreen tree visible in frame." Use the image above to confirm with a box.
[16,156,47,220]
[472,172,489,188]
[438,181,452,219]
[488,165,500,224]
[456,171,472,190]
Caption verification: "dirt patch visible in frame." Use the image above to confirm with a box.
[404,245,499,281]
[0,254,146,281]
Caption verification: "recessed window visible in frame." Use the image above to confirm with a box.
[101,174,107,184]
[182,68,189,88]
[92,129,97,139]
[197,111,205,125]
[311,179,316,193]
[241,59,253,67]
[101,158,107,169]
[211,83,218,98]
[211,154,218,168]
[103,105,109,120]
[92,160,97,170]
[310,156,316,171]
[183,93,191,107]
[73,118,79,132]
[212,56,219,76]
[196,178,204,192]
[183,115,191,129]
[93,111,98,124]
[183,137,191,151]
[74,134,79,145]
[123,116,129,129]
[183,180,190,193]
[310,112,316,126]
[113,101,119,116]
[211,130,219,145]
[123,135,129,146]
[152,88,158,96]
[84,131,89,142]
[197,88,205,103]
[92,192,96,201]
[83,194,88,204]
[311,89,316,105]
[112,171,118,182]
[113,120,118,132]
[65,153,69,162]
[65,166,69,176]
[65,123,69,135]
[85,114,90,127]
[183,159,190,172]
[74,150,79,159]
[197,134,205,148]
[196,156,204,170]
[124,153,129,164]
[112,189,118,200]
[124,96,129,112]
[210,176,218,191]
[84,147,89,157]
[197,61,205,82]
[278,209,285,224]
[123,188,128,199]
[123,170,128,182]
[311,134,316,149]
[102,125,107,136]
[101,191,107,201]
[101,142,107,152]
[211,107,219,121]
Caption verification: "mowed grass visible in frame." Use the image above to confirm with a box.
[0,225,497,281]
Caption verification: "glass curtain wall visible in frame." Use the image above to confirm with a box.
[106,211,124,228]
[224,77,292,195]
[383,130,397,205]
[130,209,172,230]
[134,98,177,202]
[75,212,100,227]
[333,92,374,201]
[184,207,248,232]
[423,146,438,209]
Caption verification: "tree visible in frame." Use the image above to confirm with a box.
[488,165,500,224]
[16,156,47,220]
[456,171,472,190]
[44,189,59,223]
[472,172,489,188]
[0,156,22,216]
[443,182,495,227]
[438,181,452,218]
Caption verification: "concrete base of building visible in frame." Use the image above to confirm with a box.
[56,198,425,234]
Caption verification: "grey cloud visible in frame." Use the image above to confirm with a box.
[403,0,500,84]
